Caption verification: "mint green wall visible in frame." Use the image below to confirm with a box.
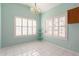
[1,3,41,47]
[1,3,79,52]
[68,24,79,52]
[42,3,79,52]
[0,3,1,48]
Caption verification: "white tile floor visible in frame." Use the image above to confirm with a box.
[0,41,79,56]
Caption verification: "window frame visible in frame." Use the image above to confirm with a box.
[45,14,67,40]
[14,17,37,37]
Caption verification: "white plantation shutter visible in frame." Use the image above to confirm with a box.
[15,17,36,36]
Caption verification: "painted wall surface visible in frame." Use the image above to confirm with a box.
[42,3,79,52]
[1,3,79,53]
[1,3,41,47]
[0,3,1,48]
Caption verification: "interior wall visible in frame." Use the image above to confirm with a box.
[1,3,41,48]
[1,3,79,53]
[0,3,1,48]
[41,3,79,52]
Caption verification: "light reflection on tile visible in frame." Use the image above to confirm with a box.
[0,41,79,56]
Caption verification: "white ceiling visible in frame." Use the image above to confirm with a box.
[22,3,60,13]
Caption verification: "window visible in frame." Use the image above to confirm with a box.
[53,17,59,36]
[15,17,36,36]
[23,18,28,35]
[46,19,52,35]
[28,20,32,35]
[33,20,36,34]
[45,16,66,38]
[16,17,22,36]
[59,17,66,37]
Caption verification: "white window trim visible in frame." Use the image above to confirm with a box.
[45,14,67,40]
[14,16,37,37]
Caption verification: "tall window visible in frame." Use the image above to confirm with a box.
[23,18,28,35]
[15,17,36,36]
[33,20,36,34]
[46,19,52,35]
[28,19,32,35]
[16,17,22,36]
[45,16,66,38]
[53,17,59,36]
[58,17,66,37]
